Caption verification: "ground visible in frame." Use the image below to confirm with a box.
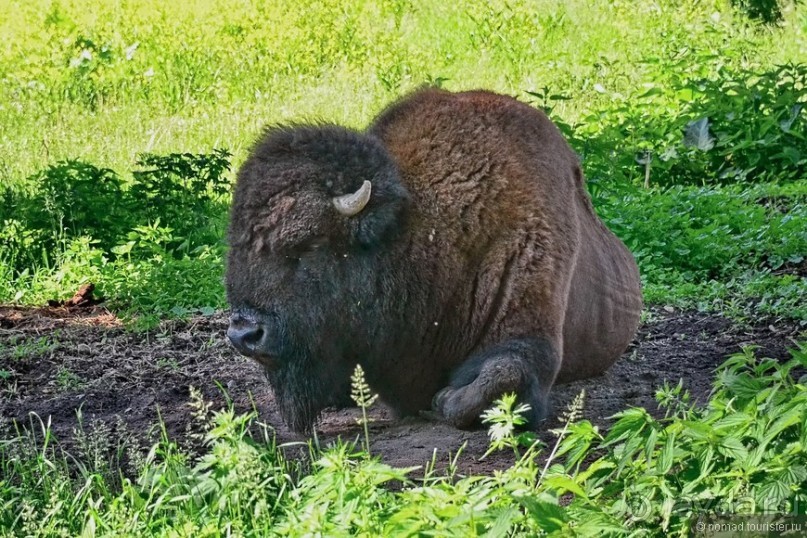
[1,304,803,477]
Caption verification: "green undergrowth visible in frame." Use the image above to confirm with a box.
[1,144,804,324]
[598,182,807,323]
[0,150,230,320]
[1,343,805,536]
[1,0,805,322]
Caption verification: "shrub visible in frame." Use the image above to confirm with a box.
[573,64,807,189]
[730,0,802,23]
[0,150,231,274]
[129,148,231,248]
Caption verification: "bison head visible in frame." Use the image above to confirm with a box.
[226,124,410,431]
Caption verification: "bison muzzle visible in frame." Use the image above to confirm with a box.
[226,88,642,432]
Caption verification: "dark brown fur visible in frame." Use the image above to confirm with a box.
[226,88,642,432]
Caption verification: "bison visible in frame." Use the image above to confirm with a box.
[226,88,642,432]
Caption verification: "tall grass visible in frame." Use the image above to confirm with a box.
[2,0,805,182]
[1,0,805,318]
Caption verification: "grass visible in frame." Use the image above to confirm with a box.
[1,1,804,179]
[0,335,57,361]
[0,0,806,532]
[1,0,806,322]
[1,344,805,536]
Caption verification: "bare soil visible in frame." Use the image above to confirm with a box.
[1,304,803,476]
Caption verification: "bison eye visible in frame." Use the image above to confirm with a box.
[288,235,329,256]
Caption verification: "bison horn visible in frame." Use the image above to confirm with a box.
[332,180,372,216]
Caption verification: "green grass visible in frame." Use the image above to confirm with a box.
[2,0,805,180]
[1,344,805,536]
[1,0,806,321]
[599,182,807,322]
[2,3,806,533]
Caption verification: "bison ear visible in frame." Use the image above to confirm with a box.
[351,182,410,249]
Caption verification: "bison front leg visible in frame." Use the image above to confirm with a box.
[432,338,560,429]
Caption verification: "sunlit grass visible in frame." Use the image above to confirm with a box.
[1,0,805,319]
[2,0,805,182]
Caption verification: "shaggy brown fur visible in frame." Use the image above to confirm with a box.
[226,88,642,431]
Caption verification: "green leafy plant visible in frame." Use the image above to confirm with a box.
[1,343,804,536]
[0,150,232,313]
[480,392,536,459]
[55,366,83,390]
[730,0,802,23]
[552,344,807,534]
[573,64,807,190]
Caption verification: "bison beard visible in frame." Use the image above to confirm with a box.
[226,88,643,433]
[265,357,323,433]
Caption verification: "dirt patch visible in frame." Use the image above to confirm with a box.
[0,304,121,329]
[1,306,803,476]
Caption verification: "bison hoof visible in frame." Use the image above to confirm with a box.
[432,358,524,429]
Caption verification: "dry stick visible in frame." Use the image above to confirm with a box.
[643,150,652,189]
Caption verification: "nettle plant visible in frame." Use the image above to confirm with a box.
[603,186,806,279]
[547,344,807,535]
[0,342,804,536]
[662,64,807,185]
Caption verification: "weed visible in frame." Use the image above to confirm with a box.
[156,356,180,371]
[0,335,57,361]
[0,368,15,398]
[350,364,379,455]
[0,343,805,535]
[72,410,145,487]
[480,392,535,459]
[553,343,807,534]
[55,366,83,390]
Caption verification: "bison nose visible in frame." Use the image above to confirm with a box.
[227,317,269,357]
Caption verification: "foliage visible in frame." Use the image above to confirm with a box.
[0,150,230,315]
[730,0,803,23]
[589,180,806,323]
[600,184,807,279]
[0,0,804,320]
[570,63,807,189]
[481,392,538,459]
[12,148,802,321]
[128,149,231,244]
[1,0,805,320]
[1,342,804,536]
[0,149,230,268]
[555,343,807,534]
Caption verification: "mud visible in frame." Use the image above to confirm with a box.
[0,305,803,476]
